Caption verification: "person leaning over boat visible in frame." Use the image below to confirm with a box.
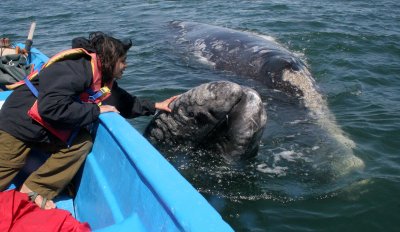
[0,32,177,210]
[71,36,177,118]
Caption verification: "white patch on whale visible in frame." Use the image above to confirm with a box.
[281,69,364,175]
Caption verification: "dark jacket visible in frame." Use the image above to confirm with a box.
[0,56,99,143]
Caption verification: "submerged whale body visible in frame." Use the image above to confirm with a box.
[144,81,267,162]
[167,21,364,176]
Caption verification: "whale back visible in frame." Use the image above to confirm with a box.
[171,21,313,97]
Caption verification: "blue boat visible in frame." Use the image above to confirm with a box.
[1,44,233,232]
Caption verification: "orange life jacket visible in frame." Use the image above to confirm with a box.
[8,48,112,144]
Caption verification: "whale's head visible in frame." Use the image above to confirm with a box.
[254,49,312,98]
[144,81,267,162]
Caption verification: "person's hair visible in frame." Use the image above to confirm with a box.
[88,32,132,83]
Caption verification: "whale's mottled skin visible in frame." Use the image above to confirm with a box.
[170,21,313,97]
[167,21,364,175]
[144,81,267,161]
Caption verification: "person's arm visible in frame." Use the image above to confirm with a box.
[102,82,154,118]
[103,82,178,119]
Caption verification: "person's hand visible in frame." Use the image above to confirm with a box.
[99,105,120,114]
[155,95,179,113]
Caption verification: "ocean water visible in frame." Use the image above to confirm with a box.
[1,0,400,231]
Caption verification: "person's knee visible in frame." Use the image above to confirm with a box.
[77,131,93,155]
[80,140,93,160]
[80,132,93,150]
[66,130,93,159]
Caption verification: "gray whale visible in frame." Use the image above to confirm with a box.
[170,21,310,97]
[144,81,267,162]
[166,21,364,176]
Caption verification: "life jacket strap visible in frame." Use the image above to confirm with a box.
[23,76,39,98]
[87,86,110,102]
[66,128,80,148]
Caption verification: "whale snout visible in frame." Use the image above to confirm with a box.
[144,81,267,161]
